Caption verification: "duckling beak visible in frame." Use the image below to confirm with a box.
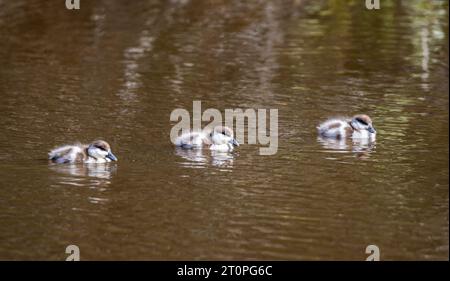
[368,126,376,134]
[106,152,118,161]
[231,138,239,147]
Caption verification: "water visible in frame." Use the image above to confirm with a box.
[0,0,448,260]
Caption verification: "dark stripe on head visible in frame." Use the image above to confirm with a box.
[356,118,368,125]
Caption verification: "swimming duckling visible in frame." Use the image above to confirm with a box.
[317,114,376,140]
[175,126,239,152]
[49,140,118,164]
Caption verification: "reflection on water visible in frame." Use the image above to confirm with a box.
[317,137,349,151]
[175,148,235,169]
[210,151,235,168]
[175,148,207,168]
[49,163,116,181]
[48,163,116,206]
[317,136,376,159]
[0,0,448,260]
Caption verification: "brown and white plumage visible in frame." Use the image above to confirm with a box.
[318,114,376,140]
[49,140,118,164]
[175,126,239,152]
[174,131,211,148]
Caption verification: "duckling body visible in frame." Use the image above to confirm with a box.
[318,114,376,140]
[49,140,118,164]
[174,131,211,149]
[175,126,239,152]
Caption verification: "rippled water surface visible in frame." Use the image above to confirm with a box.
[0,0,448,260]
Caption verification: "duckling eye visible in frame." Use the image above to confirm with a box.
[222,131,226,135]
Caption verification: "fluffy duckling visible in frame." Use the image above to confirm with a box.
[175,126,239,152]
[318,114,376,140]
[49,140,118,164]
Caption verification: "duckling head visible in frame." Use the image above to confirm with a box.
[87,140,118,161]
[350,114,376,134]
[210,126,239,147]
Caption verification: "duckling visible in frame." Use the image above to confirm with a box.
[318,114,376,140]
[209,126,240,152]
[175,126,239,152]
[49,140,118,164]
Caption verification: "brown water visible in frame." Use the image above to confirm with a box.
[0,0,448,260]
